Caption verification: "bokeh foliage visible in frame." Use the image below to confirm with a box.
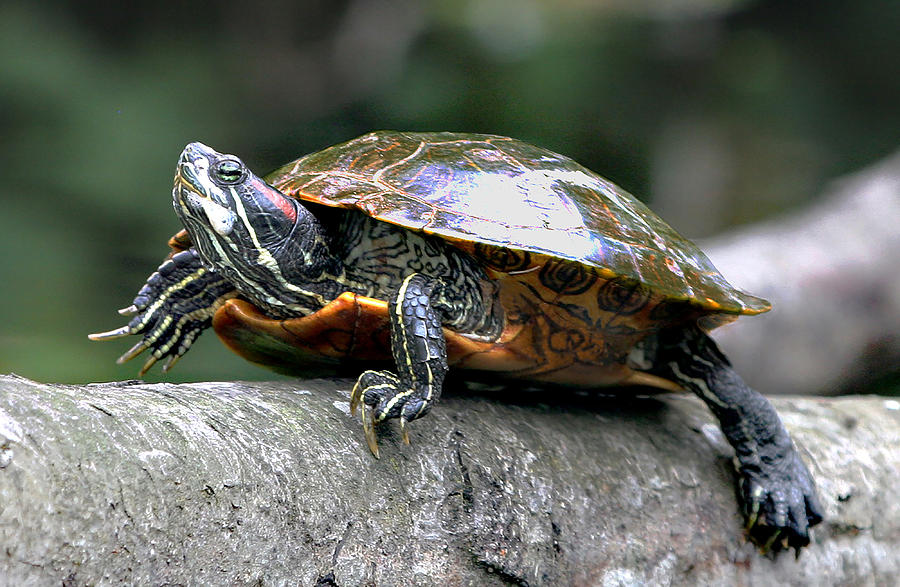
[1,0,897,383]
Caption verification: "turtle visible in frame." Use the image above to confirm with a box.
[91,131,822,552]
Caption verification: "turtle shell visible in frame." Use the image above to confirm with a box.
[268,131,768,314]
[201,131,768,384]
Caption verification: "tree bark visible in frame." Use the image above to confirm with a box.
[703,149,900,395]
[1,374,898,586]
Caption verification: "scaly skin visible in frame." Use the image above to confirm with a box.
[649,325,823,553]
[350,273,449,456]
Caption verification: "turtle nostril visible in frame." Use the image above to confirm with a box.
[180,142,212,165]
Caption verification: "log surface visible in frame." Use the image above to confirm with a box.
[1,374,898,585]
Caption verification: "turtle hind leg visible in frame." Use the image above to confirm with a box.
[649,325,823,554]
[350,273,449,456]
[89,248,237,375]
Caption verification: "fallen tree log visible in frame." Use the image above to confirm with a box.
[1,374,898,585]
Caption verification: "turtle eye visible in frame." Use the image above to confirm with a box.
[212,159,245,184]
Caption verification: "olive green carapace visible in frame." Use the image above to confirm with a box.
[268,131,770,316]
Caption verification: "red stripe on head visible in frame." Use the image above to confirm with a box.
[250,177,298,222]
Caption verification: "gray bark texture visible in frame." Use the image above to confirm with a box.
[1,374,898,586]
[703,149,900,395]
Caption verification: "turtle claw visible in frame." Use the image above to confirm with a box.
[91,248,236,376]
[351,376,382,457]
[161,353,181,373]
[88,325,132,341]
[739,450,823,555]
[349,369,435,456]
[349,383,362,416]
[117,340,149,364]
[760,528,783,555]
[138,354,159,377]
[400,418,411,445]
[362,406,380,459]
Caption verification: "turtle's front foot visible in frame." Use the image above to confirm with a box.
[740,449,824,554]
[349,273,449,456]
[89,249,236,375]
[349,369,435,457]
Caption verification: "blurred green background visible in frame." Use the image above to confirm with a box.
[2,0,897,384]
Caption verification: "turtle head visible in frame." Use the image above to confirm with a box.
[173,142,302,247]
[173,142,337,316]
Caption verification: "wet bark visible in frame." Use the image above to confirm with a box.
[1,374,898,585]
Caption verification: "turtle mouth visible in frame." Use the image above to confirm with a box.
[173,148,211,208]
[173,168,238,239]
[174,181,237,238]
[171,143,239,238]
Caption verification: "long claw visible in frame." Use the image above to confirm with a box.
[161,353,181,373]
[762,527,782,553]
[360,403,380,458]
[118,305,139,316]
[116,340,148,364]
[745,484,762,530]
[400,418,410,445]
[138,354,159,377]
[349,383,362,416]
[88,326,132,341]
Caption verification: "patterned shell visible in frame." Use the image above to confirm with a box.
[267,131,769,315]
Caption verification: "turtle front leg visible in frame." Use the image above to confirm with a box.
[89,248,237,374]
[350,273,449,457]
[649,325,823,554]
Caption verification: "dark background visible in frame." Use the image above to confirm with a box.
[2,0,897,384]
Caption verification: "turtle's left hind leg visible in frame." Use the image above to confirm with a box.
[89,248,237,375]
[350,273,449,456]
[648,325,824,554]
